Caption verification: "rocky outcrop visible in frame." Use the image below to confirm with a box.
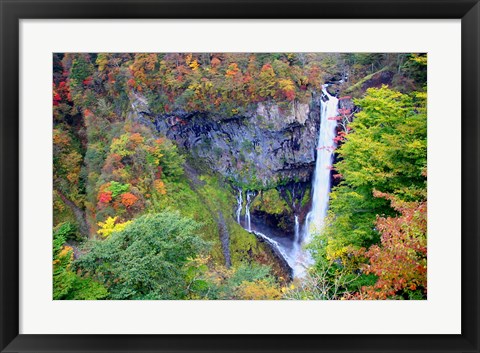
[133,96,321,189]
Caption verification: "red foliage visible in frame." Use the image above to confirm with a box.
[82,76,93,85]
[155,166,163,179]
[127,78,136,87]
[355,192,427,299]
[53,80,71,106]
[53,91,61,106]
[98,191,113,204]
[284,89,295,101]
[328,116,343,121]
[338,108,352,115]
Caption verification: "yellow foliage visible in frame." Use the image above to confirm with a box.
[97,216,132,238]
[58,245,74,260]
[278,78,295,91]
[237,280,282,300]
[189,60,199,71]
[325,242,350,262]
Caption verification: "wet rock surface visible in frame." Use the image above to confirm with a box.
[135,98,322,188]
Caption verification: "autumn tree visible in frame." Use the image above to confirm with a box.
[353,191,427,300]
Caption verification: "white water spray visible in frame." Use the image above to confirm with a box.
[232,85,339,278]
[304,85,339,242]
[245,191,254,232]
[236,189,243,224]
[294,215,300,243]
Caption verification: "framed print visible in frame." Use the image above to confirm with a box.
[1,0,479,352]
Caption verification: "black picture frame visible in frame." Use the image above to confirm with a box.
[1,0,479,352]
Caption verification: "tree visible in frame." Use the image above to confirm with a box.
[312,86,427,265]
[353,191,427,300]
[53,223,108,300]
[74,212,209,299]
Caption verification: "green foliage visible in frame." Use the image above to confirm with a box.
[70,55,94,87]
[252,188,290,215]
[53,127,84,204]
[53,52,429,301]
[74,212,210,299]
[53,222,78,244]
[229,223,264,265]
[110,133,135,157]
[53,223,74,252]
[53,224,108,300]
[157,139,185,180]
[311,86,427,269]
[209,263,280,300]
[343,67,388,96]
[401,54,427,87]
[107,181,130,198]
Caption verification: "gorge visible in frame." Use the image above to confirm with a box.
[53,53,428,300]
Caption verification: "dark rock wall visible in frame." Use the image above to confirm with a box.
[147,99,321,189]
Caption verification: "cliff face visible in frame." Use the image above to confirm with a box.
[131,95,322,235]
[147,98,321,189]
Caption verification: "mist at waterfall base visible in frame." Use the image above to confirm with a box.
[235,85,339,277]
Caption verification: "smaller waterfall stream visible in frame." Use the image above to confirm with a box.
[235,189,296,274]
[294,215,300,243]
[236,189,243,224]
[245,191,254,232]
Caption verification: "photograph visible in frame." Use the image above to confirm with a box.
[52,52,427,301]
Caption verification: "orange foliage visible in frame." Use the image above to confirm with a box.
[211,57,221,66]
[355,191,427,299]
[120,192,138,208]
[153,179,167,195]
[129,132,144,146]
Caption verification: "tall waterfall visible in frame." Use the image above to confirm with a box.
[232,85,339,278]
[304,85,339,242]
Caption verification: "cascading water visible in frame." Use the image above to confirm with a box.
[292,85,339,277]
[234,190,296,274]
[236,189,243,224]
[245,191,253,232]
[304,85,339,242]
[294,215,300,243]
[232,85,339,278]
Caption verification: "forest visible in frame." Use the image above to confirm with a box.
[53,52,427,300]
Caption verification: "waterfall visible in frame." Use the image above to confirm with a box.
[232,84,339,278]
[236,189,243,224]
[304,85,339,242]
[245,191,253,232]
[294,215,300,243]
